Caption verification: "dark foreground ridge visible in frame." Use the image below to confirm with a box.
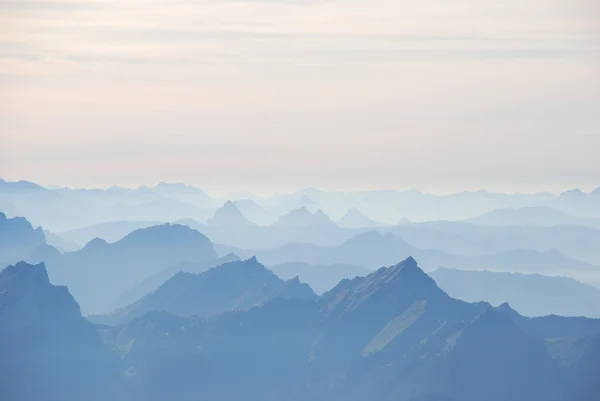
[1,259,600,401]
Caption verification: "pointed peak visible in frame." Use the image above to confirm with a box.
[222,200,237,208]
[246,256,259,264]
[83,237,108,249]
[385,256,422,276]
[0,261,49,286]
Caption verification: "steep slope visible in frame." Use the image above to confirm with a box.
[113,253,241,309]
[0,262,121,401]
[48,224,217,314]
[338,208,384,228]
[59,220,162,246]
[233,199,274,225]
[43,230,80,252]
[431,268,600,318]
[252,231,418,268]
[206,201,256,227]
[0,212,50,267]
[250,230,599,276]
[97,257,317,325]
[269,261,372,294]
[273,207,336,227]
[105,257,600,401]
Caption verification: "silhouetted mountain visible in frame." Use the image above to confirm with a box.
[391,220,600,265]
[102,257,600,401]
[0,262,121,401]
[246,231,600,277]
[0,212,51,267]
[273,194,320,215]
[431,268,600,318]
[48,224,217,314]
[206,201,256,227]
[269,261,372,294]
[113,253,241,308]
[3,258,600,401]
[273,207,335,227]
[0,179,46,192]
[468,207,600,229]
[249,231,417,267]
[233,199,274,225]
[152,182,214,208]
[59,220,163,246]
[43,230,80,252]
[338,208,385,228]
[96,257,317,325]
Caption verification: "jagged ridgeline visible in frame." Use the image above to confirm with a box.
[1,258,599,401]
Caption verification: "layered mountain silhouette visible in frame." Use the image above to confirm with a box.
[2,258,600,401]
[93,257,317,325]
[0,212,56,268]
[269,261,372,294]
[245,231,599,276]
[338,208,384,228]
[113,253,241,308]
[233,199,274,225]
[431,268,600,318]
[0,262,121,401]
[59,220,163,246]
[273,207,336,227]
[469,207,600,229]
[103,257,600,401]
[206,201,256,227]
[47,224,217,314]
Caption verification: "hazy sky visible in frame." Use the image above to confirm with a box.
[1,0,599,194]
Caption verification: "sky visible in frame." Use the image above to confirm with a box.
[1,0,599,195]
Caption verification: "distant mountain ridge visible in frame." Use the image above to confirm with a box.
[338,208,384,228]
[206,201,256,227]
[273,207,336,227]
[2,259,600,401]
[47,223,217,314]
[94,257,317,325]
[469,207,600,229]
[431,268,600,318]
[0,262,121,401]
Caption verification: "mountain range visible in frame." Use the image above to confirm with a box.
[431,268,600,318]
[3,179,600,232]
[93,257,316,325]
[338,208,385,228]
[468,207,600,229]
[47,223,217,314]
[241,231,600,279]
[3,258,600,401]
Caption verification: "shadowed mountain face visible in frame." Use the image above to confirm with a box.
[47,224,217,314]
[113,253,241,309]
[431,268,600,318]
[105,258,600,401]
[2,259,600,401]
[94,257,317,325]
[0,262,121,401]
[0,212,57,268]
